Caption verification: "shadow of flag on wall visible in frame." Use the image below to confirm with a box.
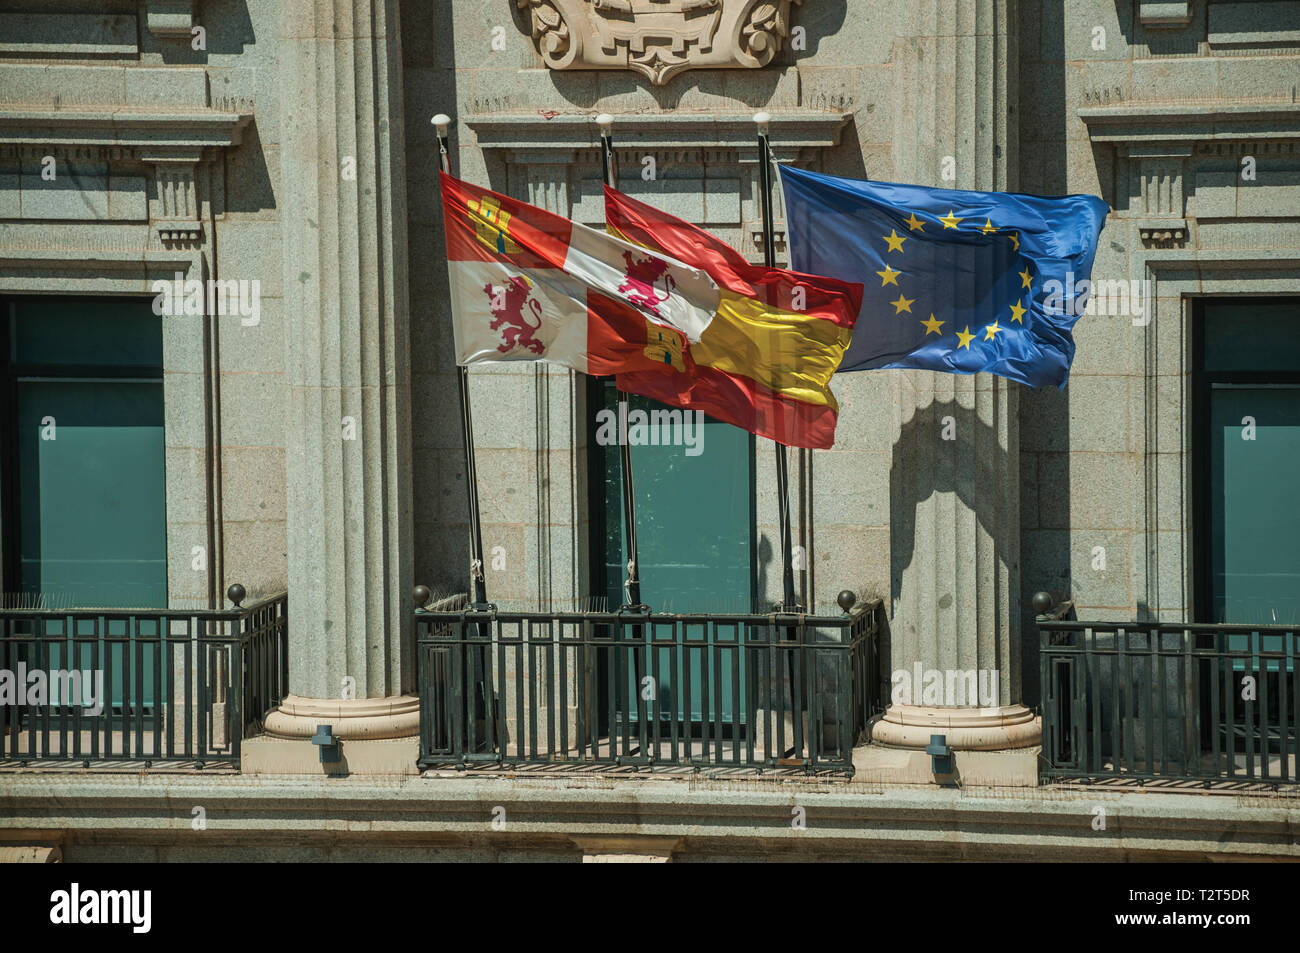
[780,166,1109,389]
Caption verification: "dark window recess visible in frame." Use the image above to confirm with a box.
[1193,298,1300,625]
[1,297,167,611]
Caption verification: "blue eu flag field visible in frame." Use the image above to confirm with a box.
[780,166,1109,388]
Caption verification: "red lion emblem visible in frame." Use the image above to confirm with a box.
[485,275,544,355]
[618,250,676,317]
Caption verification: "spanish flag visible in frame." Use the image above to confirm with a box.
[605,186,863,450]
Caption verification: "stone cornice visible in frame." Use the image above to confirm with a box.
[0,106,253,152]
[467,111,851,154]
[1080,99,1300,144]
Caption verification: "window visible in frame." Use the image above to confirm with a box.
[588,378,756,613]
[1193,298,1300,625]
[1,296,167,610]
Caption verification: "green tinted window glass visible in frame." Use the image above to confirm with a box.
[599,388,754,721]
[1209,385,1300,625]
[17,380,167,609]
[601,390,753,614]
[10,297,162,367]
[1202,301,1300,372]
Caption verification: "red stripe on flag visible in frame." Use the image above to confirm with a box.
[586,292,688,377]
[441,171,571,269]
[604,185,862,329]
[616,364,840,451]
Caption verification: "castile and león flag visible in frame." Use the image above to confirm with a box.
[440,171,719,376]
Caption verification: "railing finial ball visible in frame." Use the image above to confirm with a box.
[837,590,857,613]
[1032,591,1054,615]
[227,583,246,608]
[413,585,431,609]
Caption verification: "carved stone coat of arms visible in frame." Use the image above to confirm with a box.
[516,0,803,86]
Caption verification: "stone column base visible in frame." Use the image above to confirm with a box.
[262,694,420,739]
[869,704,1040,750]
[242,694,421,776]
[851,744,1040,786]
[240,735,419,776]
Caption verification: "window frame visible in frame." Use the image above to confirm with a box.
[1191,295,1300,624]
[0,295,165,602]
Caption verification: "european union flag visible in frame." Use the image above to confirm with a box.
[780,166,1109,388]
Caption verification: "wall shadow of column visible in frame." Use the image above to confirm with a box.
[1013,3,1072,707]
[407,0,473,601]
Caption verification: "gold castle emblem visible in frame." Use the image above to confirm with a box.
[644,321,685,372]
[468,194,520,254]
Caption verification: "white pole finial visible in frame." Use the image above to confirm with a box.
[432,114,451,135]
[595,113,614,135]
[753,111,771,135]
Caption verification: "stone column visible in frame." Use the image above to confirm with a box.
[871,0,1038,750]
[257,0,417,764]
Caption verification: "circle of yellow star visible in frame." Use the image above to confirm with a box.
[922,314,944,335]
[1019,266,1033,290]
[940,209,963,229]
[905,212,926,232]
[883,229,906,253]
[891,293,915,314]
[981,218,997,235]
[955,326,975,349]
[877,264,901,286]
[1009,299,1027,324]
[984,320,1003,341]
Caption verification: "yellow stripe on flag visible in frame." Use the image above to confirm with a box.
[689,292,852,411]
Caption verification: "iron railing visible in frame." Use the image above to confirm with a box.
[1040,618,1299,785]
[0,591,287,766]
[415,598,882,775]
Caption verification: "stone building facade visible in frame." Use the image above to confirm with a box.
[1,1,1298,860]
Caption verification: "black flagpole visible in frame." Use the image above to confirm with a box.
[433,113,489,608]
[597,113,643,609]
[755,112,799,612]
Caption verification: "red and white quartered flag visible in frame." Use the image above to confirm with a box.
[439,171,720,374]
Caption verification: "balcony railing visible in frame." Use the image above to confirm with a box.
[415,595,882,775]
[0,588,287,767]
[1040,614,1299,786]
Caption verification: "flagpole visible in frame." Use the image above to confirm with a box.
[433,113,489,607]
[597,113,644,609]
[755,112,800,612]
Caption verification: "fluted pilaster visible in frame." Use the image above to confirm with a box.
[275,0,414,708]
[874,0,1037,749]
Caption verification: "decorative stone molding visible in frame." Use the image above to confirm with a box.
[1079,100,1300,144]
[871,705,1042,751]
[516,0,804,85]
[0,106,252,151]
[155,221,202,243]
[467,110,848,154]
[1137,219,1187,247]
[751,226,784,255]
[1125,144,1191,247]
[263,694,421,740]
[468,110,847,260]
[1138,1,1191,29]
[1080,102,1300,246]
[143,156,203,246]
[145,0,200,39]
